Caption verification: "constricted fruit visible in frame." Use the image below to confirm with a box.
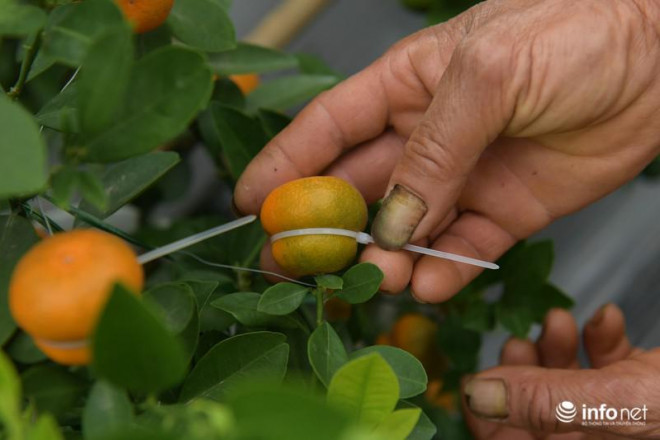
[9,229,144,365]
[230,73,260,95]
[115,0,174,34]
[261,176,367,276]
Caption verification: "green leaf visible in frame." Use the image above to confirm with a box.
[437,315,481,373]
[0,3,47,36]
[144,282,199,362]
[0,95,47,198]
[35,83,79,132]
[50,166,79,209]
[92,284,188,394]
[350,346,427,399]
[0,215,40,345]
[327,353,399,428]
[336,263,384,304]
[78,171,108,211]
[246,74,339,111]
[307,322,348,387]
[40,0,125,67]
[209,76,245,109]
[179,332,289,402]
[82,381,133,440]
[257,108,291,139]
[84,46,213,162]
[211,292,300,329]
[208,43,298,74]
[197,103,267,179]
[25,413,63,440]
[257,283,309,315]
[21,364,87,419]
[167,0,235,52]
[398,401,436,440]
[229,383,351,440]
[373,408,421,440]
[78,23,133,136]
[180,279,235,333]
[503,240,554,295]
[296,53,342,77]
[314,274,343,291]
[78,151,180,218]
[495,303,534,339]
[0,351,21,438]
[5,331,46,364]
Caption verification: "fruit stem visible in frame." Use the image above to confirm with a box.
[7,32,40,100]
[314,287,324,327]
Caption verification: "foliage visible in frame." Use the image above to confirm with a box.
[0,1,576,439]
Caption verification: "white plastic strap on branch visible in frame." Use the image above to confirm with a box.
[271,228,499,270]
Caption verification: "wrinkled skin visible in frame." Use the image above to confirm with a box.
[465,305,660,439]
[235,0,660,301]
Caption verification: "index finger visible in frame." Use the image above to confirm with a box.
[234,62,389,214]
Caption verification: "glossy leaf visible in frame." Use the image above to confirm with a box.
[257,283,309,315]
[78,23,133,136]
[0,216,40,344]
[208,43,298,74]
[398,401,436,440]
[82,381,133,440]
[21,365,87,419]
[0,351,21,437]
[198,103,267,179]
[179,332,289,402]
[144,282,199,362]
[92,284,188,394]
[180,279,236,332]
[212,292,300,329]
[77,171,108,212]
[350,346,427,398]
[40,0,125,67]
[327,353,399,428]
[373,408,421,440]
[84,46,213,162]
[35,83,79,132]
[5,331,46,364]
[78,151,180,218]
[0,2,46,36]
[246,74,339,111]
[0,95,47,198]
[167,0,235,52]
[314,275,343,291]
[308,322,348,387]
[336,263,384,304]
[25,414,63,440]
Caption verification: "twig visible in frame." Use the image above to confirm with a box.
[7,33,40,99]
[244,0,332,49]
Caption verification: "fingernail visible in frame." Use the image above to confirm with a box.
[588,304,609,327]
[371,185,427,250]
[464,378,508,419]
[231,197,246,217]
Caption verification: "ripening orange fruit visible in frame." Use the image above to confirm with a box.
[9,229,143,365]
[390,313,440,370]
[261,176,367,276]
[115,0,174,34]
[230,73,260,95]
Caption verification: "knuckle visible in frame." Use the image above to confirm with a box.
[405,119,461,181]
[517,375,561,432]
[457,33,516,85]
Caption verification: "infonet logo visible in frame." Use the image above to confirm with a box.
[556,401,578,423]
[555,401,648,426]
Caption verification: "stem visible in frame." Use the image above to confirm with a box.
[8,33,40,99]
[315,287,324,327]
[241,234,267,268]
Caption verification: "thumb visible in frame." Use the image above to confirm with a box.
[371,35,522,250]
[463,365,654,437]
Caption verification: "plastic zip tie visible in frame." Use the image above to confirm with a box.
[271,228,499,270]
[137,215,257,264]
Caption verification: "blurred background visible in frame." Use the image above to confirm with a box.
[228,0,660,366]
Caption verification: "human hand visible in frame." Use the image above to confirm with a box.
[463,304,660,439]
[234,0,660,301]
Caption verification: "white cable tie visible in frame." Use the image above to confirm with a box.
[270,227,499,270]
[137,215,257,264]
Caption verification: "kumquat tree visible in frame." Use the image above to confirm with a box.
[5,0,633,439]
